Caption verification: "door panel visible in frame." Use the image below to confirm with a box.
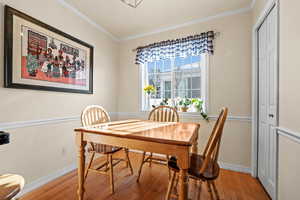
[257,6,277,199]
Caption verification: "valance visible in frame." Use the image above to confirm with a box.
[135,31,215,65]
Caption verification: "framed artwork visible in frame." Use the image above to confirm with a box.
[4,5,93,94]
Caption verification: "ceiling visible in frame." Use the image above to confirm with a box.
[62,0,253,40]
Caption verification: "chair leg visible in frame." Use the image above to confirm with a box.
[108,154,114,194]
[211,181,220,200]
[125,148,133,175]
[84,152,95,182]
[207,181,214,200]
[166,155,171,179]
[196,180,203,200]
[137,151,146,182]
[165,170,176,200]
[149,152,153,167]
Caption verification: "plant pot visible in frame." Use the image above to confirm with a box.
[180,107,188,112]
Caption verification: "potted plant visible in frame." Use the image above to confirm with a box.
[191,98,209,121]
[178,98,192,112]
[143,85,156,110]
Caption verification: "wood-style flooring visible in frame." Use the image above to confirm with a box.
[20,152,270,200]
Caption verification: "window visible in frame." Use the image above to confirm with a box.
[141,54,208,112]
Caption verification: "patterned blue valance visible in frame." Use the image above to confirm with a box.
[135,31,215,65]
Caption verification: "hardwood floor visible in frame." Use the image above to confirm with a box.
[20,152,270,200]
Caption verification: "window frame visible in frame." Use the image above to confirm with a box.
[139,54,209,114]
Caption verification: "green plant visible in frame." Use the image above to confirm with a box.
[191,98,209,121]
[178,98,192,108]
[160,98,169,106]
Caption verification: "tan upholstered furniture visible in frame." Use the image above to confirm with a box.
[165,107,228,200]
[81,105,133,194]
[0,174,25,200]
[136,106,179,182]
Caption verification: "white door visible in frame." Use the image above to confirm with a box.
[257,6,277,199]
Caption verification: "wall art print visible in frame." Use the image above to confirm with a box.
[4,6,93,94]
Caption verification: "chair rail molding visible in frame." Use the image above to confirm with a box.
[117,112,252,122]
[0,112,118,130]
[277,127,300,144]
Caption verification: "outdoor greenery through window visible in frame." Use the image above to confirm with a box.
[141,54,207,115]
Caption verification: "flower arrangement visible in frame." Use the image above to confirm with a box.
[178,97,192,112]
[143,85,156,95]
[191,98,209,121]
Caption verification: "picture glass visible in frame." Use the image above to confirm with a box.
[6,7,93,94]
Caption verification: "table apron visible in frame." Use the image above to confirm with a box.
[81,132,192,169]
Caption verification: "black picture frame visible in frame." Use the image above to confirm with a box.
[4,5,94,94]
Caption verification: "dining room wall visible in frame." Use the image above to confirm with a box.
[277,0,300,199]
[252,0,300,199]
[0,0,119,189]
[117,11,253,170]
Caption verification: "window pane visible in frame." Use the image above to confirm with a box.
[164,81,171,90]
[191,90,201,98]
[191,77,201,89]
[143,54,205,111]
[164,91,171,99]
[156,60,163,73]
[191,55,201,63]
[148,62,155,73]
[163,59,171,72]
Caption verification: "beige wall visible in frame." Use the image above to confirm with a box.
[278,0,300,199]
[252,0,270,23]
[118,12,253,168]
[252,0,300,199]
[0,0,119,185]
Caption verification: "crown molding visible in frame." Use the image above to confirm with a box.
[56,0,119,42]
[250,0,257,9]
[57,0,254,42]
[120,6,252,41]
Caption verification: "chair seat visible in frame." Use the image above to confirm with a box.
[0,174,25,200]
[168,153,220,180]
[88,143,122,154]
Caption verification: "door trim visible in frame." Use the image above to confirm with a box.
[251,0,279,199]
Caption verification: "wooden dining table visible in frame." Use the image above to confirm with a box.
[74,119,200,200]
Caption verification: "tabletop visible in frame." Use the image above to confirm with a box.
[75,119,200,146]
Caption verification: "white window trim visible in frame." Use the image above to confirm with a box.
[138,54,210,114]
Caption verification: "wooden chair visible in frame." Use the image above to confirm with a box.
[0,174,24,200]
[165,107,228,200]
[137,105,179,182]
[81,105,133,194]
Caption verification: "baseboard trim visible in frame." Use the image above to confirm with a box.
[16,163,77,198]
[219,162,251,174]
[130,150,251,174]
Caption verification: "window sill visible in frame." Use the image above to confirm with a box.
[139,110,206,119]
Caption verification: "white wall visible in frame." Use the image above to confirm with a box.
[0,0,119,186]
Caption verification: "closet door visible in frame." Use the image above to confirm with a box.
[257,6,277,199]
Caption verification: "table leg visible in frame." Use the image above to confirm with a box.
[178,169,189,200]
[76,132,86,200]
[191,130,199,154]
[177,149,190,200]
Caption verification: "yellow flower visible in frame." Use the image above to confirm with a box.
[143,85,156,94]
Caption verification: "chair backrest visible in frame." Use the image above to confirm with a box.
[200,107,228,174]
[81,105,111,127]
[148,105,179,122]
